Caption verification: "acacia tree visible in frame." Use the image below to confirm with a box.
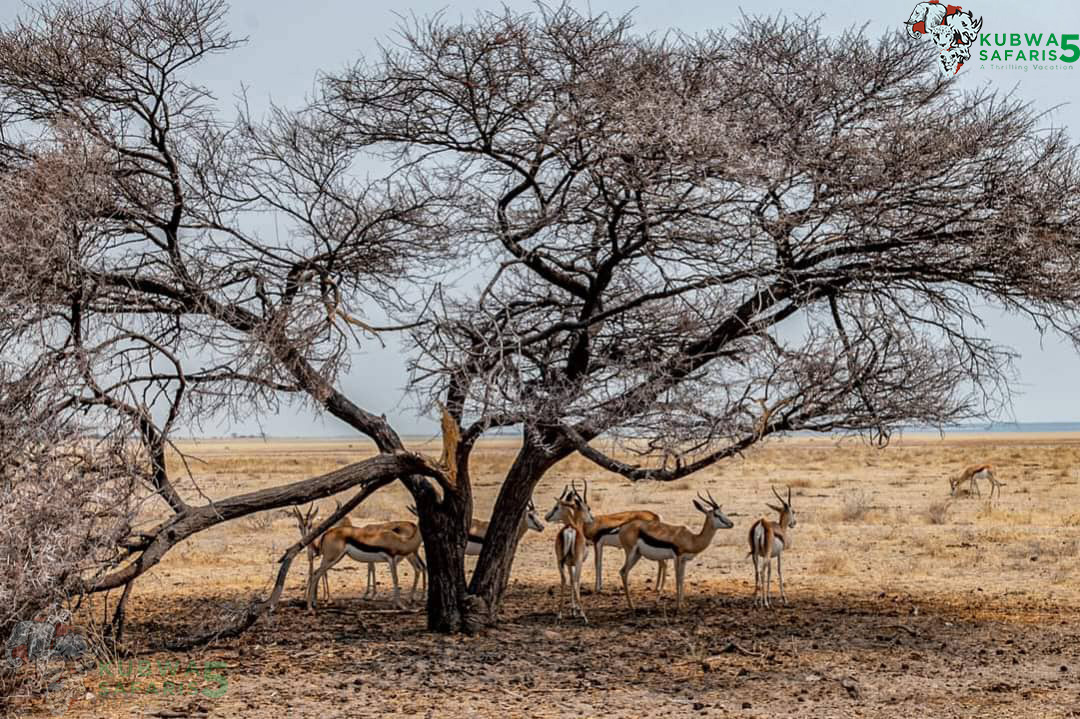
[323,7,1080,626]
[3,0,1080,638]
[0,0,457,641]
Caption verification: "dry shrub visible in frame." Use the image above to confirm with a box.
[242,511,277,531]
[0,367,146,708]
[840,490,872,522]
[925,500,951,525]
[0,391,142,709]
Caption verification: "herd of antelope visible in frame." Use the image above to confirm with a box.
[296,463,1001,619]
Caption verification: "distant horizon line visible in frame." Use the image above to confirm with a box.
[172,420,1080,441]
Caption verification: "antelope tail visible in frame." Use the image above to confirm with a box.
[560,527,576,561]
[751,523,766,557]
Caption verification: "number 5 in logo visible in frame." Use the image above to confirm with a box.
[1061,34,1080,63]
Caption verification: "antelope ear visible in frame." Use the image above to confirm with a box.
[766,503,784,513]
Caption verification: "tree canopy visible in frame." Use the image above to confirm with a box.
[1,0,1078,634]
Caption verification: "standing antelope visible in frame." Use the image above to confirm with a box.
[545,483,667,593]
[356,521,427,600]
[618,491,735,613]
[412,501,546,556]
[310,504,425,602]
[950,463,1004,499]
[749,486,797,608]
[296,500,355,606]
[468,500,545,555]
[308,519,425,610]
[552,481,596,622]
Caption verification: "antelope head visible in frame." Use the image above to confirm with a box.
[692,489,734,529]
[766,486,796,528]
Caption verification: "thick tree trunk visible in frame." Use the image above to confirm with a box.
[415,486,471,632]
[468,439,559,621]
[410,436,474,633]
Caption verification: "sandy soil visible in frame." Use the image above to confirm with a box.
[19,432,1080,718]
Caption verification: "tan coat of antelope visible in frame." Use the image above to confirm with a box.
[748,486,796,608]
[950,463,1004,499]
[551,482,596,622]
[309,505,426,603]
[308,519,425,610]
[545,482,667,593]
[618,491,734,612]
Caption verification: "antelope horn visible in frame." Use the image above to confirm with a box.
[707,488,719,507]
[787,486,792,505]
[772,486,785,506]
[562,483,569,499]
[583,479,588,504]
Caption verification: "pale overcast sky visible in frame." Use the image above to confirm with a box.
[2,0,1078,435]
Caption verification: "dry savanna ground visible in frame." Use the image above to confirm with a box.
[23,432,1080,718]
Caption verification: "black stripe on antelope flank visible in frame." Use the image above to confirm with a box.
[639,531,680,554]
[345,537,390,555]
[594,526,620,539]
[467,534,485,546]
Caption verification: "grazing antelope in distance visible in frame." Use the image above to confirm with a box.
[546,483,667,593]
[411,500,545,556]
[552,481,596,622]
[749,486,796,609]
[617,491,735,613]
[950,463,1004,499]
[308,518,425,610]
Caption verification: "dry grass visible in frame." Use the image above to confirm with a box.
[37,431,1080,719]
[811,553,849,575]
[925,499,951,525]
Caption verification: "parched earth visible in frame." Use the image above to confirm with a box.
[36,583,1080,718]
[13,434,1080,717]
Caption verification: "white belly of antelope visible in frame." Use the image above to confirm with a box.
[636,540,677,562]
[345,547,389,563]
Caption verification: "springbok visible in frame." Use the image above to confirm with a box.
[409,501,545,556]
[617,491,734,612]
[545,482,667,594]
[748,486,796,608]
[552,482,596,622]
[309,503,425,602]
[308,520,425,610]
[950,464,1004,499]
